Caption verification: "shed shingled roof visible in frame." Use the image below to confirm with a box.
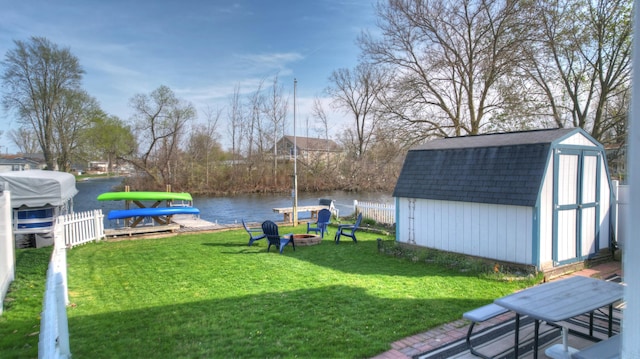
[392,128,577,207]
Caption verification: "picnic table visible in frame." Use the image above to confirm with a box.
[494,275,624,359]
[272,205,328,223]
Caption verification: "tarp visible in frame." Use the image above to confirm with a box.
[0,170,78,208]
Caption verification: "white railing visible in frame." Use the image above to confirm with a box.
[354,200,395,225]
[1,192,14,316]
[38,209,104,358]
[58,210,105,248]
[38,226,70,359]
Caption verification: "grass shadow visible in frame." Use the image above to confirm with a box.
[67,285,487,359]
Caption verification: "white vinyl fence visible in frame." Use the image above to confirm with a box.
[39,210,104,359]
[613,181,628,249]
[1,191,14,316]
[353,200,395,225]
[59,210,105,248]
[38,227,71,359]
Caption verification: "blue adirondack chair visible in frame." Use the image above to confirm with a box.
[334,213,363,244]
[243,219,266,246]
[261,220,296,254]
[307,208,331,238]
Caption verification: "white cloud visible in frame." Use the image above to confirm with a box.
[234,52,304,73]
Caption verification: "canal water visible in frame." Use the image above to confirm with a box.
[74,176,393,228]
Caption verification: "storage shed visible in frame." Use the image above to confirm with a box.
[393,128,614,271]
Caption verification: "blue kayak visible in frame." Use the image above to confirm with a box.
[107,207,200,220]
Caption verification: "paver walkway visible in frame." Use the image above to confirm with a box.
[370,261,623,359]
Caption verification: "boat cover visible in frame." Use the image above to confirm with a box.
[0,170,78,208]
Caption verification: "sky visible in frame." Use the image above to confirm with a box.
[0,0,379,152]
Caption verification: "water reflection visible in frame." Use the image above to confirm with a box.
[74,176,392,227]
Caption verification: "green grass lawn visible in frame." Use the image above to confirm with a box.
[2,226,537,358]
[0,246,53,359]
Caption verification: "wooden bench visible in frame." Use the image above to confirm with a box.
[571,334,620,359]
[463,303,509,359]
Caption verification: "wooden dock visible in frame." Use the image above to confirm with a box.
[171,215,225,232]
[105,224,181,237]
[272,205,328,223]
[105,215,237,237]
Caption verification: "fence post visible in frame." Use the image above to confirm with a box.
[353,200,358,215]
[53,222,69,305]
[38,264,54,357]
[94,209,104,241]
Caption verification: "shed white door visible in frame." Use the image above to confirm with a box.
[553,150,601,264]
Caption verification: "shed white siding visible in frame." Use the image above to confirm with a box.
[398,197,534,265]
[559,132,594,146]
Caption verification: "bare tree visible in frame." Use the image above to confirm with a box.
[1,36,84,169]
[127,85,196,187]
[9,127,40,154]
[226,84,244,165]
[244,80,266,159]
[312,97,330,142]
[360,0,527,139]
[52,89,100,171]
[326,62,389,159]
[524,0,631,142]
[311,97,335,167]
[187,106,222,188]
[262,75,288,185]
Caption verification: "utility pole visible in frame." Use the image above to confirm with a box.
[292,78,299,226]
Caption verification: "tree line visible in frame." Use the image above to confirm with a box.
[1,0,631,194]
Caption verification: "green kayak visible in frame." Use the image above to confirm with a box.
[97,191,193,202]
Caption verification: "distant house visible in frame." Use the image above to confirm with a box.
[88,161,109,173]
[272,136,342,164]
[0,156,44,172]
[393,128,614,272]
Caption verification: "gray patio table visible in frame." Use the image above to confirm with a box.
[494,275,624,359]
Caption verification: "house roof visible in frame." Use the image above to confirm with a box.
[392,128,587,207]
[412,128,576,150]
[0,157,41,165]
[281,136,341,152]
